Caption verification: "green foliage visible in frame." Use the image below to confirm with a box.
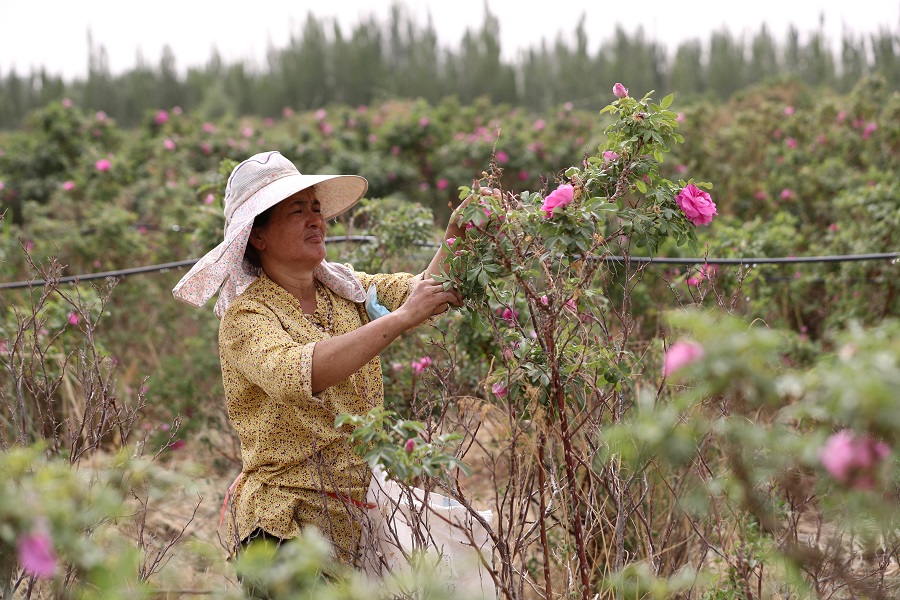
[335,406,470,484]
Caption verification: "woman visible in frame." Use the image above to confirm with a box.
[172,150,465,575]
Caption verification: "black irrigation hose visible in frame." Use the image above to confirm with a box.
[0,236,897,291]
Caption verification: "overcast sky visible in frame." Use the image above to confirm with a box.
[1,0,898,80]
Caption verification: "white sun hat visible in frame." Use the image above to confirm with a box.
[172,150,369,318]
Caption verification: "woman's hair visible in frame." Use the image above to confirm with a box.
[243,203,277,269]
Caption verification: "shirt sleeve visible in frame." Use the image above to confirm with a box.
[219,304,319,404]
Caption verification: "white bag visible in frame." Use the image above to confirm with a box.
[359,465,497,599]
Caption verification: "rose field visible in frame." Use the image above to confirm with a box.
[1,66,900,600]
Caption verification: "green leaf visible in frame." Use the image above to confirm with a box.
[661,93,674,109]
[635,180,647,194]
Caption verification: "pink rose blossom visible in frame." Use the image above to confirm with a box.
[773,129,782,140]
[540,184,575,218]
[675,164,688,173]
[533,119,546,131]
[495,150,509,164]
[491,382,508,397]
[242,126,254,138]
[95,159,111,172]
[820,430,891,489]
[320,123,333,135]
[61,180,75,192]
[67,312,79,325]
[435,178,449,191]
[754,190,768,200]
[404,438,416,453]
[686,277,701,287]
[204,193,215,205]
[784,106,794,116]
[780,188,794,200]
[663,340,704,376]
[95,111,107,122]
[602,150,619,163]
[61,98,72,108]
[540,295,549,306]
[201,142,212,154]
[412,357,433,375]
[445,237,456,246]
[613,82,628,98]
[836,110,846,123]
[17,528,58,579]
[163,138,176,151]
[419,117,429,127]
[357,104,368,113]
[202,122,216,133]
[390,146,401,156]
[565,299,576,311]
[518,170,530,181]
[785,137,798,149]
[154,110,169,125]
[392,362,405,372]
[282,107,294,118]
[676,113,685,123]
[862,122,877,139]
[829,223,838,232]
[315,109,327,121]
[675,184,717,226]
[0,180,4,191]
[368,134,378,143]
[501,308,519,323]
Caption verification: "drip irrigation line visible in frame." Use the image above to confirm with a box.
[0,236,896,291]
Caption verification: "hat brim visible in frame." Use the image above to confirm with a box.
[230,172,368,227]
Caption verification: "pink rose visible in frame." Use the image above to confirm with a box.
[17,529,58,579]
[315,109,327,121]
[501,308,519,323]
[95,159,111,172]
[613,82,628,98]
[663,340,704,376]
[780,188,794,200]
[404,438,416,453]
[540,184,575,218]
[62,180,75,191]
[785,137,798,149]
[154,110,169,125]
[784,106,794,116]
[540,295,549,306]
[491,382,508,397]
[204,193,215,205]
[602,150,619,163]
[412,356,432,375]
[202,122,216,133]
[533,119,546,131]
[820,430,891,489]
[862,122,877,139]
[674,184,717,226]
[496,150,509,164]
[163,138,176,151]
[61,98,72,108]
[67,312,79,325]
[445,237,456,246]
[437,178,449,190]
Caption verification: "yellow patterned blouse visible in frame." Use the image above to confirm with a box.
[218,266,424,565]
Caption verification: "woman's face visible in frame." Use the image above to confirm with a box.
[248,187,327,272]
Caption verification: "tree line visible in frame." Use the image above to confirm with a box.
[1,4,898,129]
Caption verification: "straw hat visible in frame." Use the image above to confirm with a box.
[172,151,368,317]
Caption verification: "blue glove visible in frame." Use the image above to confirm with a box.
[365,284,391,321]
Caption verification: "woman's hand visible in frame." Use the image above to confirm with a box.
[446,195,473,239]
[396,277,463,329]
